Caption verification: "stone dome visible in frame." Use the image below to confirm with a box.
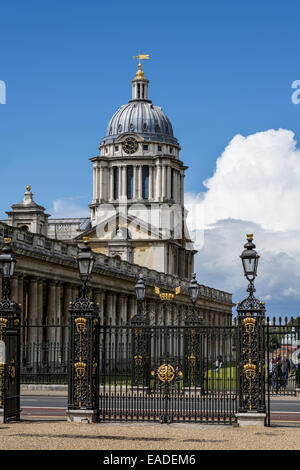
[101,65,178,146]
[102,102,178,146]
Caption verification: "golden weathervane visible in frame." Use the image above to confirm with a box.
[132,51,150,80]
[132,50,150,65]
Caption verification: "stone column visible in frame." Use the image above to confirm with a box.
[133,165,137,199]
[36,279,44,344]
[167,165,171,200]
[118,165,122,200]
[56,283,62,352]
[18,275,24,312]
[95,166,99,201]
[162,164,167,200]
[11,276,18,304]
[122,165,127,199]
[47,281,57,343]
[180,173,184,205]
[138,165,143,200]
[93,165,96,202]
[149,166,154,200]
[99,166,104,201]
[110,167,114,201]
[28,277,38,346]
[156,162,161,201]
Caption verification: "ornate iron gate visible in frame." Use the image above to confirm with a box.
[98,323,238,424]
[4,325,20,422]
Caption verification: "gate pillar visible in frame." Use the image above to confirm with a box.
[236,235,266,426]
[67,296,100,423]
[184,310,204,391]
[67,239,100,423]
[0,239,21,424]
[131,294,150,389]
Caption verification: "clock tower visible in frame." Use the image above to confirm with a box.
[84,56,196,279]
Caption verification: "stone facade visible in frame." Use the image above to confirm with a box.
[0,222,233,334]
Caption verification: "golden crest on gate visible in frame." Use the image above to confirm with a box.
[134,355,143,366]
[244,360,256,380]
[74,361,86,377]
[157,363,175,383]
[243,317,256,333]
[75,317,87,333]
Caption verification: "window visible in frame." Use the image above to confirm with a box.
[158,145,162,152]
[113,167,119,200]
[143,144,148,151]
[115,145,119,151]
[142,165,149,199]
[169,147,173,154]
[171,168,174,200]
[127,165,133,199]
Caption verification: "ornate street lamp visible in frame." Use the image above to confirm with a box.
[134,274,147,320]
[188,273,199,306]
[240,234,260,294]
[0,238,17,300]
[236,234,266,421]
[0,238,21,424]
[76,237,96,298]
[132,273,149,387]
[135,274,146,301]
[67,237,100,423]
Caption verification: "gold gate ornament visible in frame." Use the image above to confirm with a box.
[157,363,175,383]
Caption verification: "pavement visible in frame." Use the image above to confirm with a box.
[0,392,295,450]
[0,420,300,450]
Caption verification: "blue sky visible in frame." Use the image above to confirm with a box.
[1,0,300,315]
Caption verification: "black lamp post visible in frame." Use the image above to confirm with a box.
[0,238,21,424]
[76,238,96,298]
[135,274,146,317]
[240,234,260,296]
[188,273,199,309]
[67,238,100,423]
[237,234,266,419]
[0,238,17,300]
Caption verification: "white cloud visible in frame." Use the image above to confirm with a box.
[186,129,300,314]
[51,196,89,218]
[201,129,300,231]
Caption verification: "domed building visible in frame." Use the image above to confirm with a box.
[82,60,196,278]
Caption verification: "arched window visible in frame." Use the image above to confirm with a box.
[127,165,133,199]
[113,167,119,200]
[142,165,149,199]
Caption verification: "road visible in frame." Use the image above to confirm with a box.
[19,395,300,422]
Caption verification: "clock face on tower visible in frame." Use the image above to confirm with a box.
[122,137,138,154]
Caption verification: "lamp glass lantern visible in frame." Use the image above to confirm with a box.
[77,241,96,281]
[240,234,259,281]
[0,239,16,278]
[135,274,146,301]
[189,273,199,303]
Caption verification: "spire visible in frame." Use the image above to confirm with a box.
[131,51,150,101]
